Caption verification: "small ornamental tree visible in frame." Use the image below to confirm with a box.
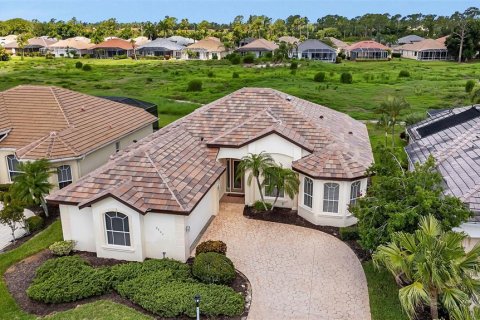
[351,147,472,251]
[0,201,24,244]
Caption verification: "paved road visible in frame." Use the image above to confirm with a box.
[197,202,371,320]
[0,202,34,251]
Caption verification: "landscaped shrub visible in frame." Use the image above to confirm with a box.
[335,56,342,64]
[290,61,298,70]
[253,200,272,211]
[404,112,427,126]
[117,275,244,318]
[45,53,54,59]
[466,79,476,93]
[339,226,359,241]
[242,54,255,64]
[392,52,401,58]
[109,259,192,288]
[26,215,44,232]
[82,54,92,59]
[27,256,111,303]
[226,53,241,65]
[75,61,83,69]
[232,72,240,78]
[314,71,326,82]
[192,252,236,285]
[340,72,353,84]
[49,240,75,256]
[82,64,92,71]
[398,70,410,78]
[187,79,202,92]
[195,240,227,256]
[207,70,215,77]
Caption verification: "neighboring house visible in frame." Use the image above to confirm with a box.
[405,105,480,250]
[101,96,159,130]
[3,41,18,55]
[91,39,135,58]
[183,37,227,60]
[397,34,425,45]
[49,37,93,57]
[396,38,449,61]
[297,39,336,62]
[346,40,390,60]
[236,38,278,57]
[0,35,17,46]
[278,36,300,45]
[131,36,150,46]
[167,36,195,47]
[239,37,255,47]
[47,88,373,262]
[24,37,57,54]
[326,37,349,53]
[0,85,157,191]
[138,38,184,59]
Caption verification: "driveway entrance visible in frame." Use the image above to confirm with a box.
[197,201,371,320]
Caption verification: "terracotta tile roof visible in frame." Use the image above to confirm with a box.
[0,86,157,160]
[346,40,389,51]
[237,38,279,52]
[91,39,135,50]
[326,37,349,50]
[186,38,225,52]
[396,38,447,51]
[49,37,93,50]
[47,88,373,214]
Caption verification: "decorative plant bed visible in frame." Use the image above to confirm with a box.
[244,205,369,261]
[5,250,251,319]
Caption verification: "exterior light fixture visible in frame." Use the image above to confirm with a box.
[194,294,201,320]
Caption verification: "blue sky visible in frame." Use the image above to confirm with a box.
[0,0,477,23]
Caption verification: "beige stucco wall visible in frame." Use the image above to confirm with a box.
[400,49,418,60]
[0,149,16,184]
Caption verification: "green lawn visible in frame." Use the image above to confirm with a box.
[363,261,408,320]
[43,300,152,320]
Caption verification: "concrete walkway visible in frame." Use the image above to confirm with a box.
[197,202,371,320]
[0,202,35,251]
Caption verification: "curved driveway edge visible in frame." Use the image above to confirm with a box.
[197,202,371,320]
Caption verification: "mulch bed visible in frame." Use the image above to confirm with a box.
[243,206,370,262]
[4,250,251,319]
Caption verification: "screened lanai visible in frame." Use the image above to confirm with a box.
[350,48,389,60]
[418,49,448,60]
[297,39,336,62]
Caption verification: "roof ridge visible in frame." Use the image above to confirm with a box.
[433,127,480,164]
[144,150,186,211]
[461,183,480,203]
[50,87,71,127]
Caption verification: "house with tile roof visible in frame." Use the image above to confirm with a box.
[346,40,390,61]
[0,85,157,192]
[236,38,278,58]
[397,35,425,45]
[91,38,136,58]
[183,37,227,60]
[49,37,93,57]
[47,88,373,262]
[406,105,480,250]
[396,38,450,61]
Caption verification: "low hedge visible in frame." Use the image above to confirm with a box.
[26,215,44,232]
[195,240,227,256]
[339,225,360,241]
[27,256,111,303]
[192,252,236,285]
[117,273,243,318]
[49,240,75,256]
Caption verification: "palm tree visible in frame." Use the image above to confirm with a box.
[373,215,480,320]
[263,165,299,211]
[16,33,29,60]
[130,39,137,60]
[471,87,480,104]
[237,152,274,211]
[376,113,392,147]
[376,95,410,148]
[11,159,53,216]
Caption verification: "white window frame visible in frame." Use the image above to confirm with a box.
[303,177,313,208]
[57,165,72,189]
[323,182,340,213]
[264,175,284,198]
[104,211,131,247]
[6,155,22,182]
[349,181,362,206]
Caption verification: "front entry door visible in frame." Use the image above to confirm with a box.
[226,159,244,194]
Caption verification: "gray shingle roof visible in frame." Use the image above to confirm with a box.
[406,105,480,218]
[298,39,336,52]
[398,35,425,44]
[139,38,184,51]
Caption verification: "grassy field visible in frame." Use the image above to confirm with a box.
[0,57,478,125]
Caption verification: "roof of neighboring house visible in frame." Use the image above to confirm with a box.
[346,40,389,51]
[25,37,57,48]
[436,36,448,45]
[237,38,278,52]
[278,36,299,44]
[167,36,195,46]
[0,86,157,161]
[326,37,349,50]
[100,96,157,113]
[131,36,150,46]
[49,37,93,50]
[139,38,185,51]
[397,35,425,44]
[3,41,18,49]
[92,38,135,50]
[397,38,447,52]
[0,35,17,45]
[406,105,480,217]
[47,88,373,215]
[186,37,225,52]
[298,39,336,52]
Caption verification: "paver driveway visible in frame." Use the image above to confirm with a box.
[197,202,371,320]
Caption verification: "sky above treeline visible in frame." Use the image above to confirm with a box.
[0,0,477,23]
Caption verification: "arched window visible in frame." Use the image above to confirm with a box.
[6,155,21,181]
[350,181,362,205]
[303,177,313,208]
[105,212,131,246]
[323,183,340,213]
[57,165,72,189]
